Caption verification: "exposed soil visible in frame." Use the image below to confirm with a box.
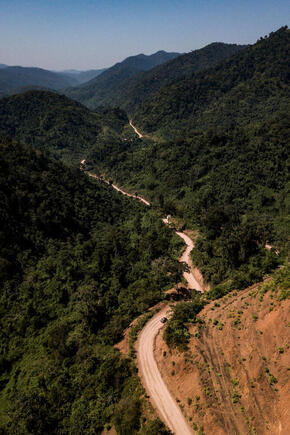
[155,280,290,435]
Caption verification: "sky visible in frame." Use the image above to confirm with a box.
[0,0,289,71]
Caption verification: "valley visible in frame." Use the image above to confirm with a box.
[0,23,289,435]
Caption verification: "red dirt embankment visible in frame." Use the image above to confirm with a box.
[155,280,289,435]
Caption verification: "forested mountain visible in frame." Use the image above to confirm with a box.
[0,90,128,163]
[64,50,180,108]
[0,25,289,434]
[86,27,289,288]
[133,26,290,135]
[0,66,79,96]
[89,43,247,113]
[0,138,180,433]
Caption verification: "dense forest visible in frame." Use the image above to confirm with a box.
[133,26,290,135]
[0,91,128,164]
[94,43,246,114]
[0,26,289,434]
[0,138,181,433]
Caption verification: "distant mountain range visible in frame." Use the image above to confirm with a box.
[0,50,181,99]
[0,44,246,108]
[64,50,181,108]
[58,68,107,84]
[0,66,78,96]
[0,65,107,97]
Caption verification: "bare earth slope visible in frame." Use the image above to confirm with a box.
[155,279,289,435]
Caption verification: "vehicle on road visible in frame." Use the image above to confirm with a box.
[160,317,168,323]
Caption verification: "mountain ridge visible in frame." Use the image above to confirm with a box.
[133,26,290,134]
[91,42,247,113]
[64,50,181,108]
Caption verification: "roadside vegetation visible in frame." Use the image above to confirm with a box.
[0,138,181,434]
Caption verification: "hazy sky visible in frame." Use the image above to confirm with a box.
[0,0,289,70]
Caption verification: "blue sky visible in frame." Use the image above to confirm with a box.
[0,0,289,70]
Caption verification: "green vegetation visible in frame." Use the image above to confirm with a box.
[163,295,205,349]
[139,418,171,435]
[134,27,289,134]
[0,26,289,433]
[87,27,289,288]
[0,90,128,164]
[0,138,181,433]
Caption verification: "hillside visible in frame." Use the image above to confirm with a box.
[0,66,78,96]
[133,26,290,134]
[64,50,180,109]
[0,138,181,434]
[158,268,289,434]
[95,43,247,114]
[0,90,128,163]
[84,27,289,288]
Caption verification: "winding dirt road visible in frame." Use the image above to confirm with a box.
[176,231,202,291]
[86,169,200,434]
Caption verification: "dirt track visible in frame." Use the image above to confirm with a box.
[137,307,194,435]
[129,119,143,138]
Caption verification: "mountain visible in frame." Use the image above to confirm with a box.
[86,43,247,114]
[0,90,128,163]
[133,26,290,134]
[59,68,107,84]
[85,27,289,287]
[0,138,179,433]
[0,64,7,69]
[64,50,180,108]
[0,66,79,96]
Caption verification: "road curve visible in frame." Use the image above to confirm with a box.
[176,231,202,291]
[129,119,143,138]
[137,307,194,435]
[88,171,201,288]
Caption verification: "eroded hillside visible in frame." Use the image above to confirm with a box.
[156,268,289,434]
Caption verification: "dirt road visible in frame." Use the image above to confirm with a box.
[86,170,200,433]
[176,231,202,291]
[88,172,202,288]
[87,172,150,206]
[129,120,143,138]
[137,307,194,435]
